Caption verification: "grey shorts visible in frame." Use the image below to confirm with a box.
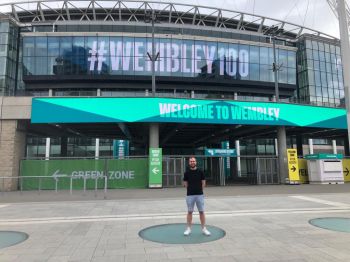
[186,194,205,212]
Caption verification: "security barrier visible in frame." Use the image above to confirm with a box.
[19,158,149,190]
[1,155,281,192]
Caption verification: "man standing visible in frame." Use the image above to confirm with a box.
[183,156,211,236]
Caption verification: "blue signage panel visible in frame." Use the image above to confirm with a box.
[205,148,237,157]
[31,97,347,129]
[304,154,343,160]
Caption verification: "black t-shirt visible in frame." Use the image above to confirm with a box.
[183,168,205,196]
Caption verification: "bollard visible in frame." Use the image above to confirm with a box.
[38,177,41,195]
[55,177,58,193]
[94,177,98,198]
[83,177,86,195]
[20,177,23,194]
[104,176,107,199]
[70,177,73,195]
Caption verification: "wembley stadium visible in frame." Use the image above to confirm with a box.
[0,0,348,189]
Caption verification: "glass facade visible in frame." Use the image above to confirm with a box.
[297,37,344,107]
[0,20,19,95]
[22,35,297,85]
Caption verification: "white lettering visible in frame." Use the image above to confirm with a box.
[134,42,144,71]
[239,50,249,77]
[171,43,180,72]
[110,41,123,70]
[122,42,133,71]
[204,45,216,73]
[90,40,253,77]
[194,44,202,73]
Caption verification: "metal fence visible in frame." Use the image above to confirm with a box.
[0,155,280,193]
[1,175,108,198]
[256,157,279,184]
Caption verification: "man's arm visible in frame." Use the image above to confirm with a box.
[183,172,188,187]
[201,170,206,188]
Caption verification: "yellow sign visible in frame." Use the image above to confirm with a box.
[342,159,350,182]
[298,158,309,184]
[287,149,300,183]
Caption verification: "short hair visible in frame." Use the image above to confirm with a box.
[189,156,196,162]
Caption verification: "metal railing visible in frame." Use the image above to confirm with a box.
[1,175,108,198]
[0,155,281,195]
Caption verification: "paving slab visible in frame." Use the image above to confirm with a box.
[0,185,350,261]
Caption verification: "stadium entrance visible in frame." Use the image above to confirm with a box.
[23,96,347,188]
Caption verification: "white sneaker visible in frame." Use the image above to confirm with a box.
[184,227,191,236]
[202,227,211,236]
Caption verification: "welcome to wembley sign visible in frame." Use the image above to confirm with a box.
[31,97,347,129]
[88,39,250,76]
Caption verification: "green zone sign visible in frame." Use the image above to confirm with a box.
[31,97,347,129]
[20,159,148,190]
[205,148,237,157]
[304,153,344,160]
[149,148,162,188]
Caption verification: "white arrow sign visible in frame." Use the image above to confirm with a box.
[152,167,159,175]
[52,170,67,179]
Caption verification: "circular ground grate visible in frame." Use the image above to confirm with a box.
[139,223,225,244]
[309,218,350,233]
[0,231,29,249]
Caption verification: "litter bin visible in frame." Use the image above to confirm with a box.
[305,154,344,184]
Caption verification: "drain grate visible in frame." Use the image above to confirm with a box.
[0,231,29,249]
[139,223,225,244]
[309,218,350,233]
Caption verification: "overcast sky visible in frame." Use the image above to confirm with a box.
[0,0,342,38]
[178,0,341,37]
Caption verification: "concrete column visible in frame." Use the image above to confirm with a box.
[149,123,159,149]
[275,138,278,155]
[45,138,50,160]
[308,139,314,154]
[337,0,350,153]
[0,120,26,191]
[235,140,241,177]
[345,136,350,156]
[332,140,337,154]
[277,126,288,184]
[47,90,53,160]
[95,138,100,159]
[95,88,101,160]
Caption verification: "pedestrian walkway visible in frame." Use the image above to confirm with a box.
[1,185,350,261]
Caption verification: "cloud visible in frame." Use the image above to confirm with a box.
[0,0,340,37]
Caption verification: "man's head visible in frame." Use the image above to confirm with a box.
[189,156,197,170]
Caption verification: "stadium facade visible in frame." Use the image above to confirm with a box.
[0,1,348,190]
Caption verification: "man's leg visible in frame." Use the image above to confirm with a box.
[184,196,195,235]
[187,211,193,227]
[199,211,205,228]
[197,195,211,236]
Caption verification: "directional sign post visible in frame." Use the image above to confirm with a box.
[342,159,350,182]
[148,148,162,188]
[287,149,300,184]
[298,158,309,184]
[205,148,237,157]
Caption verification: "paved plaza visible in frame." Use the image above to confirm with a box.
[1,185,350,262]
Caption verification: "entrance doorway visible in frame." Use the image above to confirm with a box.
[161,155,279,187]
